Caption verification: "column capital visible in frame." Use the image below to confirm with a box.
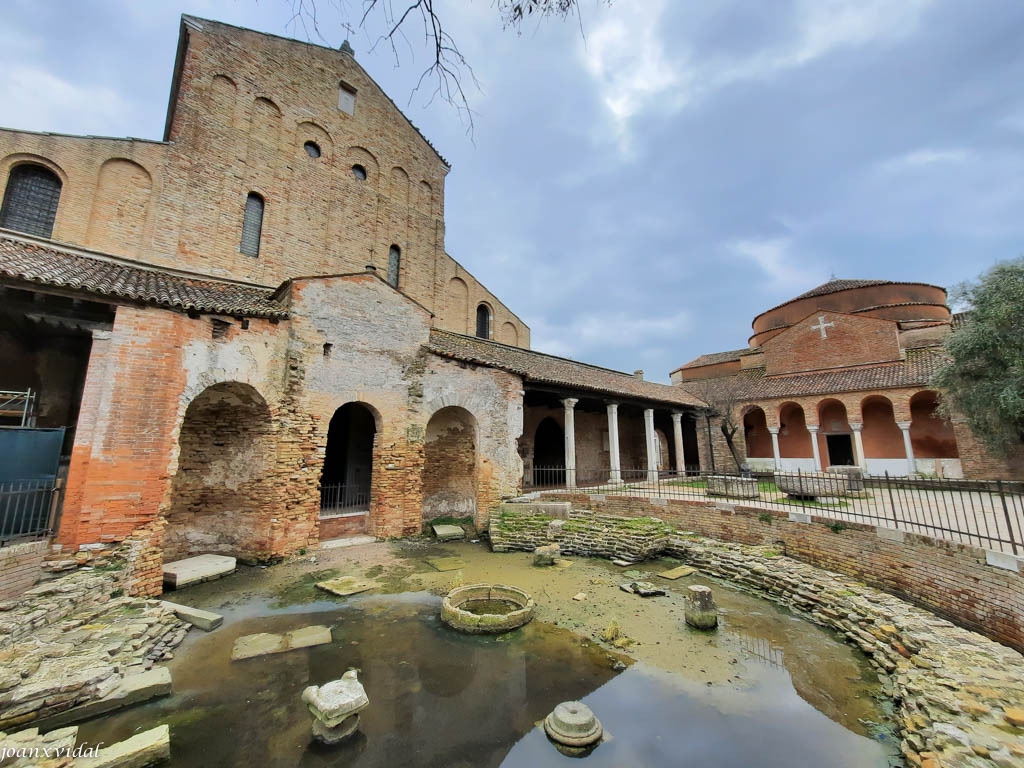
[807,425,820,433]
[896,420,912,430]
[849,421,863,431]
[768,427,780,435]
[605,401,619,411]
[671,411,683,422]
[643,407,655,416]
[562,398,579,409]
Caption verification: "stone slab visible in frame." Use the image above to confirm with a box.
[162,554,236,589]
[432,524,465,541]
[231,625,333,660]
[787,511,812,524]
[657,565,697,580]
[876,527,906,544]
[985,550,1023,573]
[553,559,574,569]
[35,668,172,729]
[76,724,170,768]
[426,557,466,572]
[319,535,376,550]
[231,632,287,660]
[316,577,375,597]
[611,559,636,567]
[287,625,333,649]
[161,601,223,631]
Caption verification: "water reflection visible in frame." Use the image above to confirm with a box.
[76,593,895,768]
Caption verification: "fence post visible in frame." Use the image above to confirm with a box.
[996,479,1019,555]
[885,471,899,528]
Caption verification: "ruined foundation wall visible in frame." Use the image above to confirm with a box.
[539,492,1024,652]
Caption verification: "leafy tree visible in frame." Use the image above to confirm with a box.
[932,257,1024,455]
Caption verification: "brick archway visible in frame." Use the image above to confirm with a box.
[423,406,478,524]
[164,382,277,561]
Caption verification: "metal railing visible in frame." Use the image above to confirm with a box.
[1,478,60,545]
[320,483,371,513]
[528,466,1024,555]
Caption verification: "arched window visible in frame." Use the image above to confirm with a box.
[0,164,62,238]
[387,245,401,288]
[239,192,264,257]
[476,304,491,339]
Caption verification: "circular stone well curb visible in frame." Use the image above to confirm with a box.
[441,584,535,634]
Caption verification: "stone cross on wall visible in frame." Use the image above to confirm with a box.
[811,315,835,339]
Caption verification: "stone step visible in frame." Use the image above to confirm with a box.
[319,535,376,550]
[161,601,223,631]
[76,724,170,768]
[34,668,172,730]
[162,554,236,589]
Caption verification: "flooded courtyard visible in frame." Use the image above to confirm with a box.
[76,541,900,767]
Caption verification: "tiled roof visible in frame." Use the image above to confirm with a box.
[792,279,892,301]
[428,330,704,408]
[679,348,750,369]
[758,279,948,318]
[0,234,288,318]
[679,347,947,402]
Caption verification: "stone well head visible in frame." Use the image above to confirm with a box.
[440,584,535,634]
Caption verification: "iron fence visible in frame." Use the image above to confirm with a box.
[528,466,1024,555]
[0,478,60,545]
[320,483,371,512]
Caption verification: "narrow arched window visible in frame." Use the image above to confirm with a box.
[240,192,264,257]
[476,304,491,339]
[0,164,62,238]
[387,245,401,288]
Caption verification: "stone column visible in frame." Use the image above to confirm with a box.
[606,402,622,484]
[850,422,867,472]
[768,427,782,471]
[671,412,686,477]
[897,420,916,476]
[563,398,578,489]
[644,408,658,482]
[808,425,822,471]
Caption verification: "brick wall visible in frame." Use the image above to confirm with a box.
[0,17,529,347]
[762,312,901,375]
[542,492,1024,652]
[0,541,47,600]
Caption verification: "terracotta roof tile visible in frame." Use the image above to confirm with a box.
[679,348,750,369]
[0,234,287,318]
[757,279,947,318]
[428,330,703,408]
[679,347,946,401]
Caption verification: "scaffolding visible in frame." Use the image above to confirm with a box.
[0,389,36,427]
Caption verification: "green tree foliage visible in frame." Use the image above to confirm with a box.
[932,257,1024,455]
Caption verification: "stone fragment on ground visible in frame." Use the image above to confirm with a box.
[162,554,236,589]
[230,625,333,660]
[315,577,375,597]
[572,593,587,601]
[319,535,376,550]
[161,601,223,631]
[611,559,635,567]
[76,723,170,768]
[426,557,466,572]
[619,581,665,597]
[36,668,172,730]
[533,544,560,567]
[431,524,465,542]
[657,565,697,580]
[553,559,574,569]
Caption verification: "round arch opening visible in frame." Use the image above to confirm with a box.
[423,406,478,525]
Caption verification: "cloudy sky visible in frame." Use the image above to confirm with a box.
[2,0,1023,382]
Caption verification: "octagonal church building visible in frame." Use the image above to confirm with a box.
[673,279,1024,481]
[0,16,704,593]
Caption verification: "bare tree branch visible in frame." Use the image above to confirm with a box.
[682,377,749,471]
[282,1,613,137]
